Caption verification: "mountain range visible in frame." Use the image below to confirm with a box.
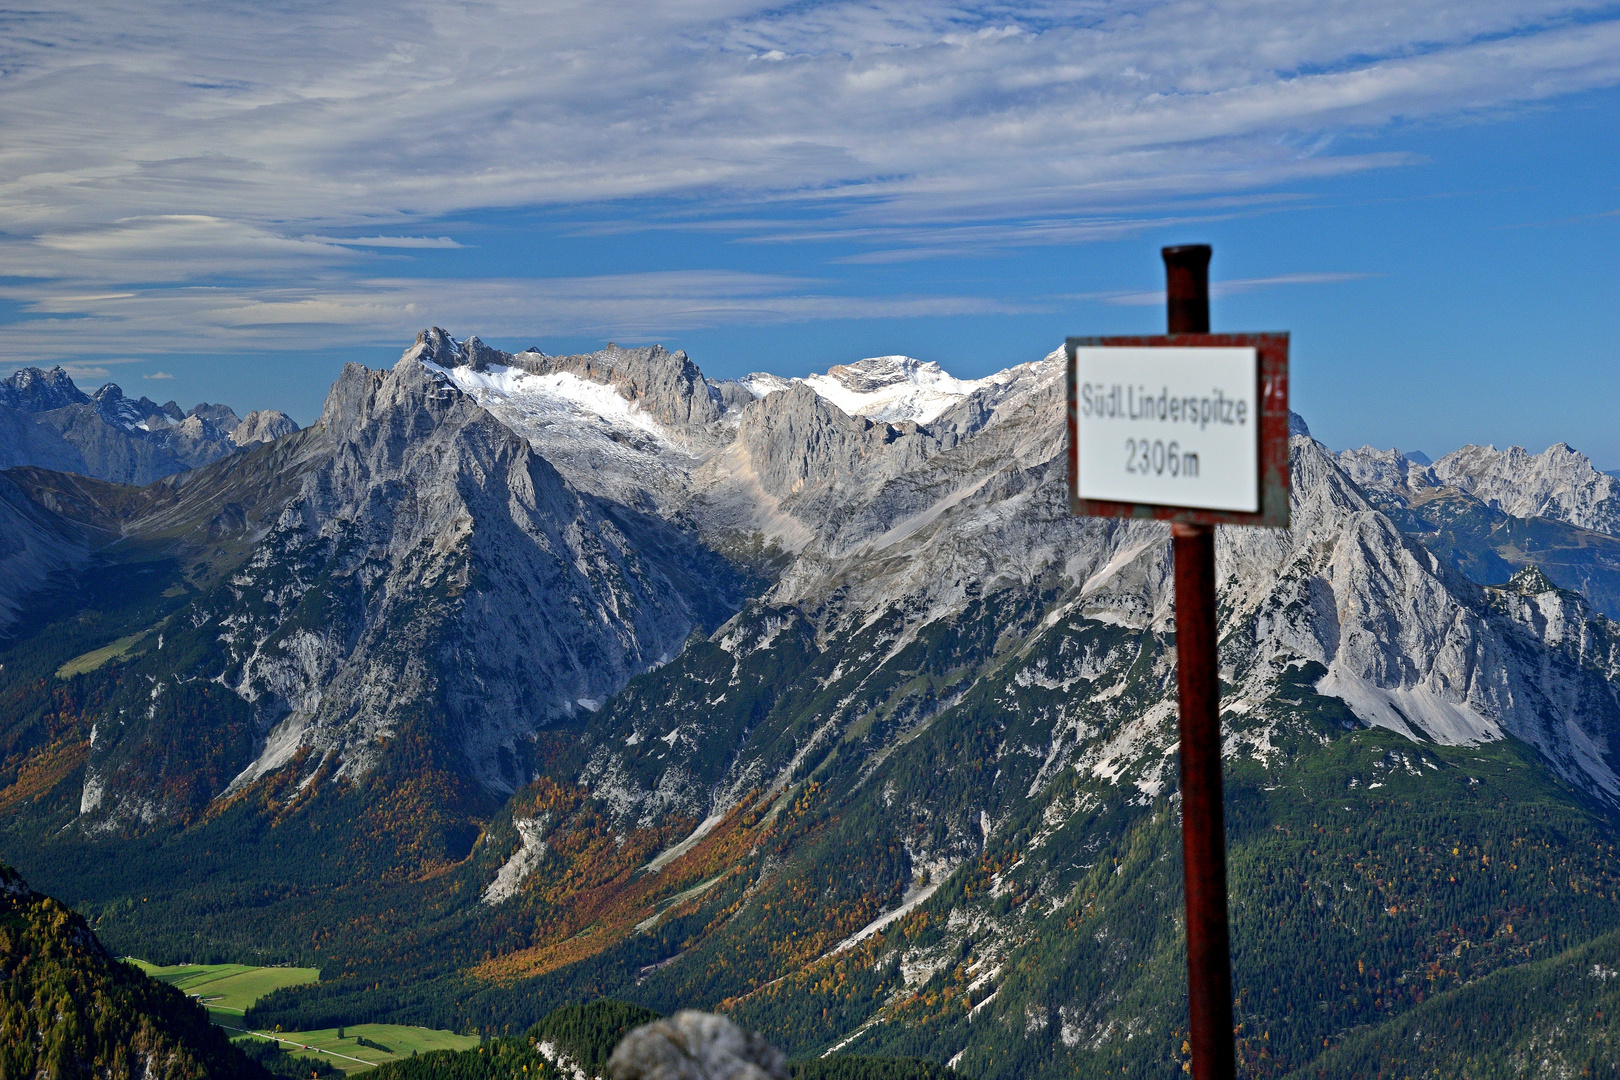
[3,331,1620,1078]
[0,365,298,485]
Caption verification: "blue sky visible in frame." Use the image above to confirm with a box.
[1,1,1617,462]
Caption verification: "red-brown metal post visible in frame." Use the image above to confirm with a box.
[1163,243,1235,1080]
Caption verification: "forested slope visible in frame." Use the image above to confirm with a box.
[0,863,268,1079]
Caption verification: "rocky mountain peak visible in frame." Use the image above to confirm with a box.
[402,330,735,489]
[1502,564,1559,595]
[517,342,724,430]
[729,381,939,500]
[1,366,89,412]
[194,352,748,798]
[406,325,467,368]
[89,382,146,429]
[822,355,942,394]
[230,409,300,446]
[187,402,243,432]
[1336,445,1434,495]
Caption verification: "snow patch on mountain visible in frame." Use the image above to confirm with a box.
[424,359,673,444]
[729,356,1011,427]
[736,373,793,399]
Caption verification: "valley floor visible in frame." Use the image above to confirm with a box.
[127,958,480,1071]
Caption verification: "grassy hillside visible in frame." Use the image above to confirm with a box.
[121,957,478,1073]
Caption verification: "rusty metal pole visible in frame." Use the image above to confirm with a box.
[1163,244,1235,1080]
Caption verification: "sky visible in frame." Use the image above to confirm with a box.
[1,1,1617,462]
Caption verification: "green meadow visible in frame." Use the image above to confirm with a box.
[128,959,321,1017]
[126,958,477,1071]
[54,630,151,678]
[229,1024,481,1073]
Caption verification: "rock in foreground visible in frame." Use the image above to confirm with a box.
[608,1012,787,1080]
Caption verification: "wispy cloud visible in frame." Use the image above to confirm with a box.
[303,236,465,249]
[1,1,1617,354]
[143,371,175,379]
[0,272,1042,360]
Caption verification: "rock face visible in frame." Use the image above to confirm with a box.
[56,348,749,825]
[0,366,299,484]
[223,357,741,793]
[606,1012,786,1080]
[1339,441,1620,617]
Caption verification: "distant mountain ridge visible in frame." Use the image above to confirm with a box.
[1339,440,1620,617]
[1342,440,1620,536]
[0,365,298,484]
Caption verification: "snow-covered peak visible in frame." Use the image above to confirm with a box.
[730,355,995,424]
[803,355,987,424]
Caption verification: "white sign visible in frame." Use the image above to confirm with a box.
[1073,346,1259,513]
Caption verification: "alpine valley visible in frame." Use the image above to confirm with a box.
[5,332,1620,1079]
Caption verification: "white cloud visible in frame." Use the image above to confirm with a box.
[1,1,1617,353]
[144,371,175,379]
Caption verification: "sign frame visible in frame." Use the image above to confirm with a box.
[1066,332,1291,529]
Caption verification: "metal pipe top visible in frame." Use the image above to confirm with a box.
[1162,244,1212,335]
